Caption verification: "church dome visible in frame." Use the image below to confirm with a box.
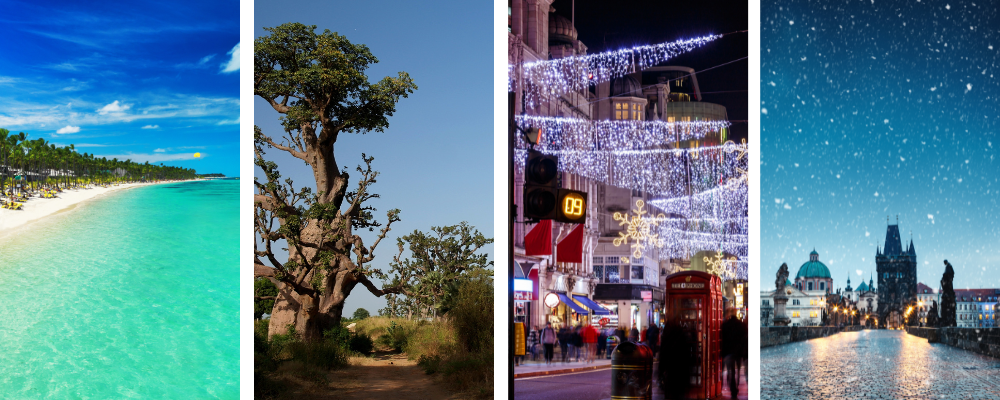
[795,249,831,279]
[548,13,577,44]
[611,75,642,98]
[857,281,869,292]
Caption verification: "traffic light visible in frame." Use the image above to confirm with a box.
[523,150,588,223]
[523,150,559,220]
[556,189,587,223]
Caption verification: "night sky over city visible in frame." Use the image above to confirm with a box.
[550,0,748,141]
[761,1,1000,290]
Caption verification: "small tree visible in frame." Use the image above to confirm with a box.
[381,222,493,319]
[352,308,370,320]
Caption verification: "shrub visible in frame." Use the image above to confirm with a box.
[286,340,347,370]
[377,320,410,352]
[448,277,494,354]
[348,334,374,355]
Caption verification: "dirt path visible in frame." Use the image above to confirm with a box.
[268,352,464,400]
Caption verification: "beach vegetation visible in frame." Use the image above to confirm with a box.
[0,128,197,202]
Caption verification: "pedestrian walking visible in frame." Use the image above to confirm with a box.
[646,322,660,356]
[658,317,694,400]
[629,323,639,342]
[581,323,599,363]
[558,326,571,362]
[571,326,583,362]
[527,325,540,361]
[721,309,745,400]
[596,326,608,358]
[540,322,557,365]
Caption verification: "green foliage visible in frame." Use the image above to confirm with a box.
[323,325,374,356]
[376,321,410,352]
[349,334,374,355]
[254,22,417,136]
[383,222,494,319]
[448,277,495,354]
[254,277,277,319]
[352,308,370,320]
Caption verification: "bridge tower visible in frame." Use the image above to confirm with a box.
[875,219,917,328]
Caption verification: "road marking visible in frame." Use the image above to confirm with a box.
[515,368,611,380]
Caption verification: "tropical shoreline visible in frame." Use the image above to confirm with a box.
[0,179,197,234]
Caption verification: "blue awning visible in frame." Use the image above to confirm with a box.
[557,293,589,314]
[573,295,612,315]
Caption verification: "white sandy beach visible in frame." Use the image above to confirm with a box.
[0,180,191,233]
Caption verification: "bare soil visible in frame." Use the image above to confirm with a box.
[262,351,465,400]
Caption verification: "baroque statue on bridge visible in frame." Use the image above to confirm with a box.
[939,260,957,327]
[776,263,789,292]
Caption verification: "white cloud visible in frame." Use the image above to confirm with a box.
[154,148,166,152]
[221,43,239,73]
[198,54,216,65]
[141,124,160,129]
[56,125,80,134]
[98,100,131,115]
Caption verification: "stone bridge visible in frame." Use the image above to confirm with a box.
[761,329,1000,399]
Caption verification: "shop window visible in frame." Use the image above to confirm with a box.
[594,265,603,281]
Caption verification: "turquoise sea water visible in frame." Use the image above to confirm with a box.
[0,180,238,399]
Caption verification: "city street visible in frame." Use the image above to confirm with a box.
[515,362,748,400]
[761,330,1000,399]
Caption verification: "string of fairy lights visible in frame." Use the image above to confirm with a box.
[509,34,722,108]
[508,33,748,281]
[514,115,731,151]
[515,140,746,199]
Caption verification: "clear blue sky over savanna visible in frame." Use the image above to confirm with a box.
[0,0,239,176]
[761,0,1000,291]
[254,0,493,317]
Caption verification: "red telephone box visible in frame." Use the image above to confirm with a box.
[663,271,722,400]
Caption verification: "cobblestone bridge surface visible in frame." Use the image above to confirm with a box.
[761,330,1000,399]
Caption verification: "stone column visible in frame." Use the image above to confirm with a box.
[773,289,791,326]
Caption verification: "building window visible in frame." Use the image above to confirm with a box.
[606,266,621,283]
[594,265,604,281]
[808,282,814,291]
[792,311,801,318]
[820,282,826,291]
[884,273,889,279]
[631,265,644,280]
[763,300,770,306]
[810,311,818,318]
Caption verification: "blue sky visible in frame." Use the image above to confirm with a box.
[0,0,239,176]
[254,0,493,317]
[761,1,1000,290]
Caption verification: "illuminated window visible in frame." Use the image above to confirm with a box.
[792,311,801,318]
[615,102,623,120]
[810,311,818,318]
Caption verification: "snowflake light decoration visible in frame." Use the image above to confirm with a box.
[724,138,748,190]
[704,249,738,281]
[613,199,666,259]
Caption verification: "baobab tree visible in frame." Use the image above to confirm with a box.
[253,23,418,341]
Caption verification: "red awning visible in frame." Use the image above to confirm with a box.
[524,219,552,256]
[556,224,584,263]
